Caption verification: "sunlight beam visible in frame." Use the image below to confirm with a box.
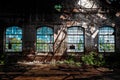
[92,30,99,38]
[78,0,97,8]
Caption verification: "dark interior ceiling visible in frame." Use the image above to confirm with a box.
[0,0,63,14]
[0,0,120,15]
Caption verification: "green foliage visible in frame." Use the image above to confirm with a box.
[57,54,81,67]
[82,53,94,65]
[78,39,82,50]
[64,59,74,65]
[37,39,46,43]
[100,44,114,52]
[54,4,62,12]
[37,39,50,51]
[78,44,81,50]
[0,53,5,65]
[67,54,76,61]
[6,38,22,52]
[11,38,21,43]
[57,52,106,67]
[81,52,105,67]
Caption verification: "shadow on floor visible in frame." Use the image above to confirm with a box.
[0,64,120,80]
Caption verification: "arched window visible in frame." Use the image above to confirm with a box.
[67,26,84,52]
[5,26,22,52]
[98,26,115,52]
[37,26,54,52]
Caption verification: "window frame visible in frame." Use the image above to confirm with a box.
[5,26,23,52]
[98,26,115,53]
[67,26,85,53]
[36,26,54,53]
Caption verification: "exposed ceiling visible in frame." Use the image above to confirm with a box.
[0,0,63,14]
[0,0,120,16]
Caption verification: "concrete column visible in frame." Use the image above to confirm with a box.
[0,27,4,54]
[115,17,120,53]
[23,25,36,51]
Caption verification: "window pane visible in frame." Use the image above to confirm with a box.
[37,35,53,43]
[6,26,22,34]
[36,44,53,52]
[5,44,22,52]
[67,26,84,52]
[5,26,22,52]
[37,27,53,52]
[37,27,53,34]
[6,35,22,43]
[67,44,84,52]
[99,43,115,52]
[99,26,115,52]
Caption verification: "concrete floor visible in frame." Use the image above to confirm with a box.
[0,64,120,80]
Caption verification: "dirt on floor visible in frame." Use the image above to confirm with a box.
[0,64,120,80]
